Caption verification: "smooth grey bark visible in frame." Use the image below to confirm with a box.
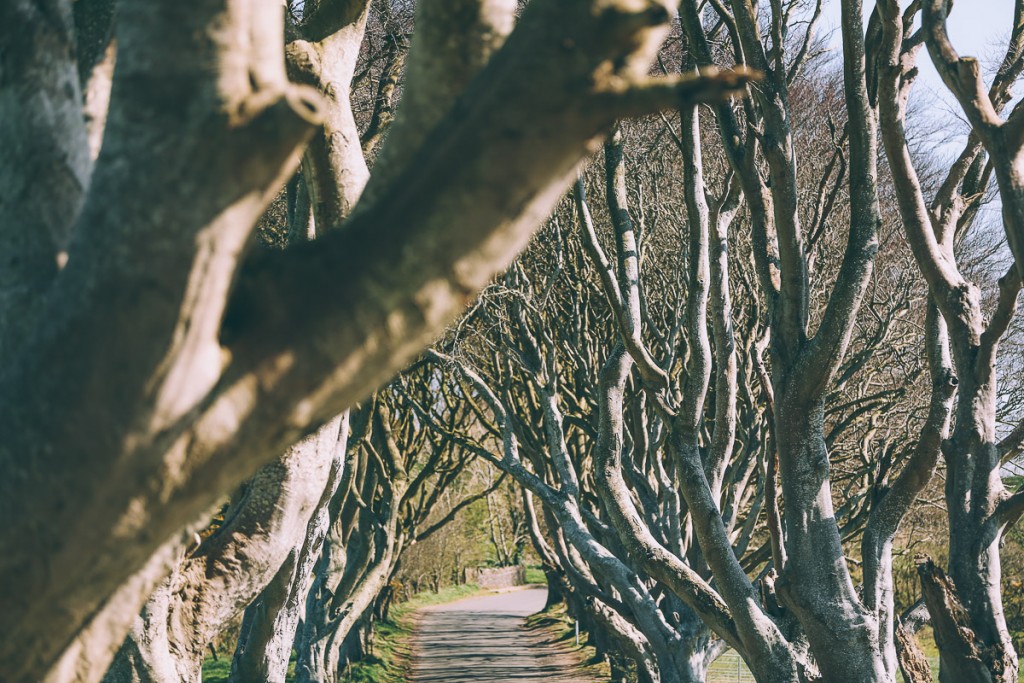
[576,105,806,681]
[768,0,885,676]
[0,0,754,679]
[295,451,372,683]
[0,1,320,678]
[227,4,377,674]
[0,0,90,360]
[294,548,352,683]
[101,579,185,683]
[671,100,804,680]
[595,342,801,683]
[286,7,516,678]
[287,0,373,231]
[771,400,882,679]
[878,3,1024,680]
[291,378,503,681]
[293,401,411,683]
[670,0,896,679]
[534,495,662,683]
[572,2,951,680]
[42,534,195,683]
[360,33,406,158]
[103,418,346,683]
[229,415,350,683]
[354,0,516,212]
[920,0,1024,280]
[433,133,824,679]
[521,482,661,680]
[862,304,955,680]
[428,346,732,683]
[598,357,751,683]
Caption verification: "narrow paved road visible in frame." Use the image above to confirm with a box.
[409,587,593,682]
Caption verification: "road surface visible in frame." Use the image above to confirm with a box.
[409,587,594,682]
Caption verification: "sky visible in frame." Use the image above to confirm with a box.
[820,0,1017,153]
[815,0,1018,270]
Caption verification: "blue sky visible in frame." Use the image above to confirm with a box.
[821,0,1017,147]
[816,0,1017,245]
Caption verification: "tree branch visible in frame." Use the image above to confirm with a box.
[921,0,1006,136]
[415,473,507,543]
[802,0,882,398]
[595,67,759,115]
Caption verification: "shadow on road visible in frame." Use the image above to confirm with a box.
[409,588,593,682]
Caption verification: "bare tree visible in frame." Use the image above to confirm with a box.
[422,2,996,680]
[878,1,1024,680]
[918,0,1024,283]
[97,4,382,677]
[0,0,751,680]
[101,417,348,683]
[292,379,498,683]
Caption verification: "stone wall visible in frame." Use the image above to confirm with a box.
[464,565,526,589]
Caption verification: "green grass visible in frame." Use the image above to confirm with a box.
[202,657,232,683]
[707,631,1024,683]
[907,627,1024,683]
[200,653,297,683]
[209,584,1024,683]
[397,583,482,610]
[525,564,548,585]
[340,617,403,683]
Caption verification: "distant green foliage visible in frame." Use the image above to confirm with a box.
[1003,522,1024,655]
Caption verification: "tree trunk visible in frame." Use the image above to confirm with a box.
[286,1,372,233]
[895,616,933,683]
[229,413,350,683]
[104,418,346,683]
[0,0,90,361]
[918,558,1014,683]
[101,580,193,683]
[652,630,719,683]
[772,398,886,682]
[542,565,567,609]
[0,0,751,676]
[940,371,1019,683]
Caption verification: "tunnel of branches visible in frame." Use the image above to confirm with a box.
[5,0,1024,682]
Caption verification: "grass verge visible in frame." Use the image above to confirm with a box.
[525,564,548,585]
[201,656,297,682]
